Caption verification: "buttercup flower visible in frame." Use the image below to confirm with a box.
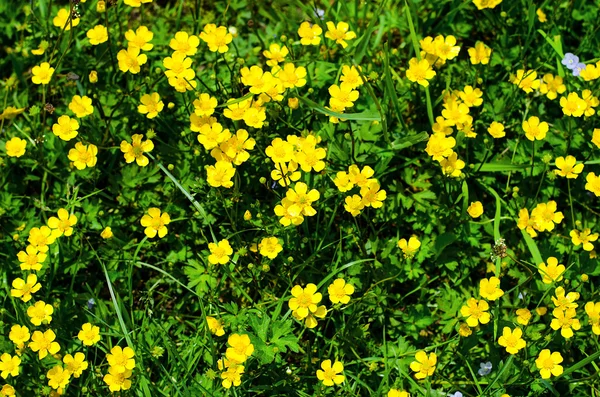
[522,116,548,141]
[140,208,170,238]
[120,134,154,166]
[535,349,563,379]
[225,334,254,364]
[467,201,484,218]
[31,62,54,85]
[103,367,133,392]
[63,352,88,378]
[208,239,233,264]
[538,257,565,284]
[199,24,232,53]
[106,346,136,373]
[258,237,283,259]
[0,354,20,379]
[117,47,148,74]
[5,137,27,157]
[27,300,54,326]
[78,323,101,346]
[570,228,598,251]
[8,325,30,348]
[48,208,77,237]
[325,21,356,48]
[410,351,437,379]
[406,58,436,87]
[298,21,322,45]
[29,329,61,359]
[328,278,355,304]
[460,298,491,327]
[11,274,41,302]
[316,360,345,386]
[52,115,79,141]
[498,327,526,354]
[288,283,322,320]
[398,236,421,258]
[68,142,98,170]
[554,155,584,178]
[516,308,531,325]
[206,316,225,336]
[87,25,108,45]
[125,26,154,51]
[138,93,164,119]
[479,277,504,301]
[53,8,79,30]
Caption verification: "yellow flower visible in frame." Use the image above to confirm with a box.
[479,277,504,300]
[536,307,548,316]
[274,198,304,226]
[554,155,583,178]
[47,365,70,390]
[120,134,154,166]
[140,208,170,239]
[559,92,587,117]
[340,65,364,89]
[344,195,364,217]
[31,40,48,55]
[100,227,113,240]
[522,116,548,141]
[68,142,98,170]
[53,8,79,30]
[530,201,563,232]
[550,308,580,338]
[459,85,483,107]
[138,93,164,119]
[329,83,360,110]
[472,0,503,10]
[193,93,218,117]
[223,98,251,121]
[460,298,490,327]
[388,389,409,397]
[52,115,79,141]
[467,201,484,218]
[539,74,566,100]
[8,325,30,348]
[103,367,133,392]
[78,323,101,346]
[581,89,599,117]
[360,181,386,208]
[117,47,148,74]
[31,62,55,85]
[225,334,254,364]
[552,287,579,310]
[439,152,465,177]
[47,208,78,237]
[125,26,154,51]
[208,239,233,265]
[298,22,322,45]
[220,363,244,389]
[398,236,421,258]
[458,323,472,337]
[538,257,565,284]
[86,25,108,45]
[206,316,225,336]
[537,8,547,22]
[5,137,27,157]
[29,329,60,359]
[263,43,288,67]
[219,129,255,165]
[27,300,53,326]
[498,327,526,354]
[512,69,540,93]
[258,237,283,259]
[0,354,20,379]
[584,302,600,335]
[206,161,236,188]
[570,228,598,251]
[406,58,436,87]
[325,21,356,48]
[409,351,436,379]
[106,346,136,373]
[425,133,455,161]
[89,70,98,83]
[28,226,56,252]
[10,274,41,302]
[316,360,345,386]
[276,63,307,88]
[242,107,266,129]
[585,172,600,196]
[516,308,532,325]
[328,278,355,304]
[441,101,470,126]
[285,182,320,217]
[580,63,600,81]
[536,350,563,379]
[468,41,491,64]
[68,95,94,118]
[486,121,505,138]
[199,24,232,53]
[0,106,26,120]
[288,283,322,320]
[434,35,461,61]
[63,352,88,378]
[17,244,46,271]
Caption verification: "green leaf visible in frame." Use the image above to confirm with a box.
[299,97,381,121]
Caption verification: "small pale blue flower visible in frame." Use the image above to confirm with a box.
[87,298,96,310]
[449,393,463,397]
[572,62,586,77]
[562,53,579,69]
[478,361,493,376]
